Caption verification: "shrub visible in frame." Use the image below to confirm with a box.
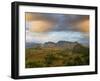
[45,54,57,66]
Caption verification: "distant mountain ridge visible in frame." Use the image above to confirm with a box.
[26,41,86,49]
[43,41,84,49]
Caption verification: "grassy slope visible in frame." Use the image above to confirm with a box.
[25,46,89,68]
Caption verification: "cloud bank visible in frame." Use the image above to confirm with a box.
[25,12,89,45]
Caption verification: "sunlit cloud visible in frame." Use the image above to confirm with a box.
[73,19,89,33]
[78,20,89,32]
[29,20,54,33]
[25,13,44,21]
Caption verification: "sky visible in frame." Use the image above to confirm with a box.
[25,12,89,45]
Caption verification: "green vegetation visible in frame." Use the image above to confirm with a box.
[25,44,89,68]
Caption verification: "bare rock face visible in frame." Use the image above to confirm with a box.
[44,42,56,47]
[56,41,79,49]
[43,41,83,50]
